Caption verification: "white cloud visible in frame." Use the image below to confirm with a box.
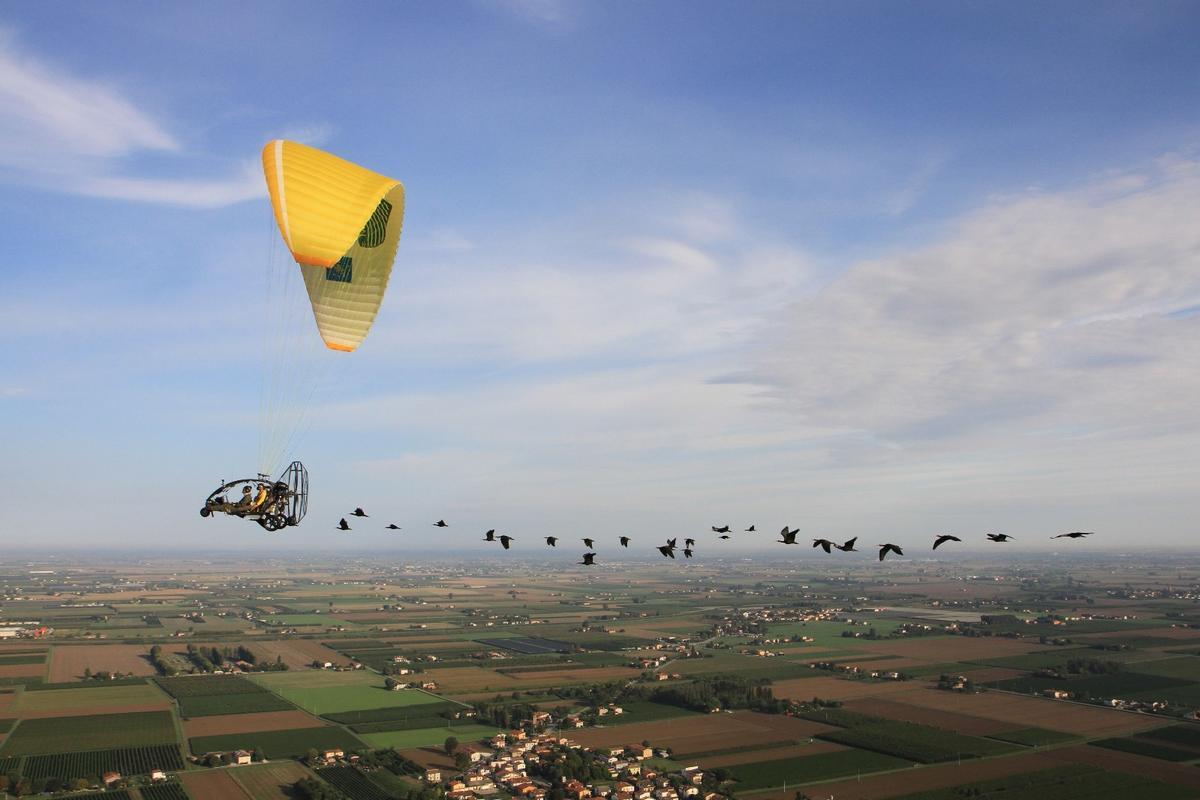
[0,31,260,207]
[739,156,1200,468]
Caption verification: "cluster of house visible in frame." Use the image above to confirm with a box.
[385,675,440,691]
[427,732,725,800]
[808,661,905,681]
[1038,687,1169,712]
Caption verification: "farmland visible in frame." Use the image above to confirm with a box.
[189,726,366,759]
[0,553,1198,797]
[0,710,177,755]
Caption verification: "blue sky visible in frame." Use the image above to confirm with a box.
[2,2,1199,553]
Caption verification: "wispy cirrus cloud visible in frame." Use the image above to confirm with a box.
[0,30,261,207]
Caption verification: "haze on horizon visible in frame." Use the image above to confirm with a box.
[1,2,1198,551]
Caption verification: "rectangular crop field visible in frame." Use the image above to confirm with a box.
[887,764,1196,800]
[324,700,461,725]
[1090,737,1198,762]
[141,784,191,800]
[157,675,272,697]
[359,723,499,750]
[183,710,326,738]
[316,765,392,800]
[250,671,449,715]
[986,727,1081,747]
[0,710,177,756]
[586,700,701,725]
[818,720,1021,763]
[190,726,365,759]
[21,743,184,779]
[178,692,295,717]
[13,683,170,717]
[231,761,316,800]
[182,769,252,800]
[476,636,573,654]
[725,750,908,790]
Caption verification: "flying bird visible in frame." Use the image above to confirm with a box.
[837,537,858,552]
[778,529,798,544]
[932,534,961,550]
[712,525,731,533]
[666,538,677,549]
[336,518,351,531]
[579,552,596,566]
[385,524,401,530]
[1053,531,1094,539]
[583,538,595,549]
[812,538,835,554]
[717,534,731,540]
[684,538,696,547]
[987,533,1014,542]
[877,543,904,561]
[619,536,630,547]
[657,545,676,559]
[545,536,557,547]
[351,508,368,517]
[745,525,756,532]
[434,520,448,527]
[483,530,496,542]
[683,548,693,558]
[499,535,514,550]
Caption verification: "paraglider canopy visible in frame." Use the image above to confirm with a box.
[262,140,406,352]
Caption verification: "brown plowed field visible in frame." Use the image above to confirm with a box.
[0,663,43,678]
[850,637,1040,660]
[400,747,457,770]
[744,751,1058,800]
[0,694,14,713]
[183,710,327,738]
[252,639,349,669]
[883,687,1161,736]
[231,761,316,799]
[569,711,837,753]
[843,698,1016,735]
[511,666,641,684]
[772,676,922,702]
[182,769,252,800]
[47,644,155,681]
[420,667,520,693]
[1045,744,1200,790]
[697,740,848,767]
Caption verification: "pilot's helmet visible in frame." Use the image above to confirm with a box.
[242,486,252,494]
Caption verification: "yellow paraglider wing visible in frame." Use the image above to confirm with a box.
[262,140,405,352]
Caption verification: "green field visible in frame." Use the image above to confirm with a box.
[1133,724,1200,750]
[13,683,165,713]
[725,750,909,789]
[190,726,365,759]
[22,744,185,779]
[263,614,342,626]
[0,710,177,756]
[986,671,1192,698]
[1126,656,1200,679]
[359,723,499,750]
[0,653,45,665]
[820,721,1020,763]
[889,764,1195,800]
[251,671,450,715]
[157,675,271,697]
[178,692,296,717]
[140,783,190,800]
[325,700,461,725]
[1090,737,1199,762]
[986,727,1081,747]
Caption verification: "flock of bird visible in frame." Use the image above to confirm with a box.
[334,510,1094,564]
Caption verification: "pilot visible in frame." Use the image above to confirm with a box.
[250,483,270,511]
[233,485,255,513]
